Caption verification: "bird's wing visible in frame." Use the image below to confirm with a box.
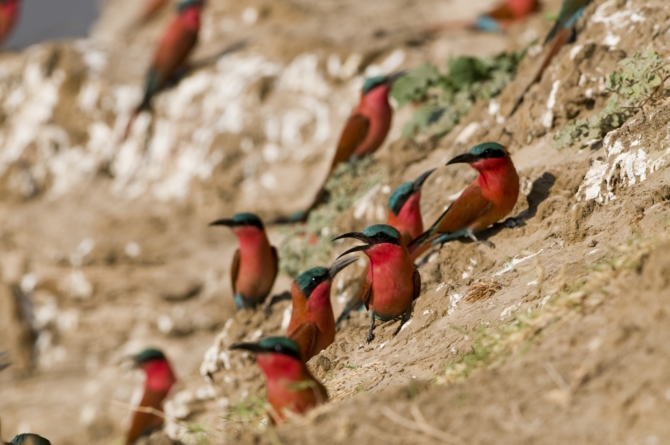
[152,21,198,88]
[485,1,514,20]
[360,274,373,311]
[412,267,421,301]
[433,181,493,234]
[329,113,370,173]
[126,389,169,444]
[288,322,317,363]
[544,0,589,44]
[271,246,279,282]
[230,248,240,295]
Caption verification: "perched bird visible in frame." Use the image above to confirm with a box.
[0,0,20,48]
[123,0,204,140]
[230,337,328,423]
[136,0,171,26]
[425,0,539,34]
[287,257,357,362]
[335,169,434,328]
[126,348,177,445]
[210,213,278,310]
[334,224,421,343]
[8,434,51,445]
[509,0,592,116]
[276,72,405,223]
[407,142,519,260]
[386,168,436,246]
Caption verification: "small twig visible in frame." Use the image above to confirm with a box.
[381,406,467,445]
[543,362,570,394]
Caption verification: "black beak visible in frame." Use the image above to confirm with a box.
[389,70,408,83]
[209,218,235,227]
[412,168,436,192]
[446,153,479,166]
[230,342,266,354]
[333,232,376,259]
[328,257,357,279]
[336,244,371,260]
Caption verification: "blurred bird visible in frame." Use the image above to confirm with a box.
[0,0,20,48]
[335,169,434,328]
[334,224,421,343]
[425,0,539,34]
[0,351,10,372]
[8,434,51,445]
[136,0,171,26]
[230,337,328,423]
[210,213,278,310]
[275,72,405,223]
[126,348,177,445]
[509,0,592,115]
[123,0,204,141]
[287,258,356,362]
[407,142,519,260]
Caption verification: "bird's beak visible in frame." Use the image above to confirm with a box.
[209,218,235,227]
[336,244,372,259]
[388,70,408,83]
[333,232,375,259]
[446,153,479,165]
[230,342,266,354]
[412,168,436,192]
[328,257,357,279]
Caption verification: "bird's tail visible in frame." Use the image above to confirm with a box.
[407,229,439,262]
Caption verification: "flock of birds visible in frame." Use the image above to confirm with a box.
[0,0,594,442]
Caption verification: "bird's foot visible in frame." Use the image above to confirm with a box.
[366,315,376,343]
[366,330,375,343]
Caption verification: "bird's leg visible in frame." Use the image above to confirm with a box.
[466,229,495,249]
[366,312,376,343]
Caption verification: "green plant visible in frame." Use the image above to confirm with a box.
[278,158,385,278]
[222,396,266,423]
[554,47,670,149]
[391,50,527,138]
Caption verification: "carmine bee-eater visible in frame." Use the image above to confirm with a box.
[8,434,51,445]
[407,142,519,260]
[425,0,539,34]
[334,225,421,343]
[125,348,177,445]
[0,0,20,48]
[277,72,405,223]
[123,0,204,140]
[509,0,592,116]
[136,0,171,26]
[230,337,328,423]
[287,258,357,362]
[210,213,278,310]
[335,169,434,328]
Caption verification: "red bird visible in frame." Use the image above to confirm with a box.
[123,0,204,140]
[126,348,177,445]
[230,337,328,423]
[210,213,278,310]
[0,0,20,48]
[277,72,405,223]
[386,168,435,246]
[334,224,421,343]
[408,142,520,260]
[287,258,356,362]
[425,0,539,34]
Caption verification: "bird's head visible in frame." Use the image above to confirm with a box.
[210,213,266,239]
[333,224,402,260]
[361,71,406,96]
[295,257,356,298]
[177,0,204,12]
[388,168,435,216]
[231,337,304,376]
[9,434,51,445]
[446,142,510,173]
[131,348,176,390]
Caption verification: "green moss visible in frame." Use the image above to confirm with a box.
[391,49,527,138]
[554,47,670,149]
[278,158,385,278]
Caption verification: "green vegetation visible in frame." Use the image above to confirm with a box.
[390,50,527,138]
[554,47,670,149]
[222,395,266,423]
[278,158,385,278]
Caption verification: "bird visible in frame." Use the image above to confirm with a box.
[230,337,328,423]
[210,213,278,310]
[386,168,436,246]
[424,0,539,34]
[7,434,51,445]
[334,169,434,328]
[122,0,204,141]
[333,224,421,343]
[135,0,171,26]
[275,72,405,223]
[407,142,520,260]
[0,0,20,49]
[508,0,592,116]
[125,348,177,445]
[286,257,357,362]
